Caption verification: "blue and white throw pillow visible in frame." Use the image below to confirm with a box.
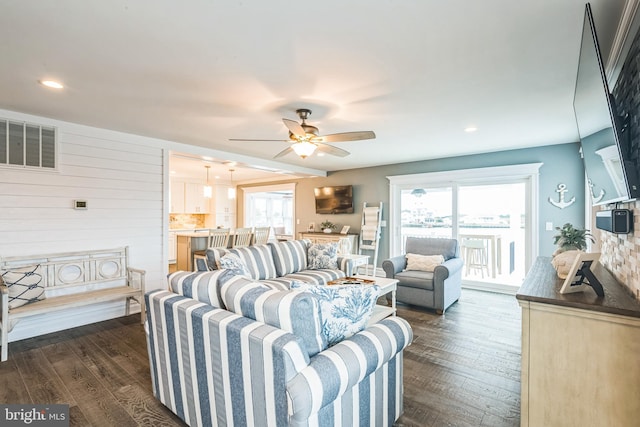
[219,253,250,278]
[307,243,338,270]
[291,282,380,346]
[1,265,46,309]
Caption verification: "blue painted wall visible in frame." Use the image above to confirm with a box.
[278,142,586,262]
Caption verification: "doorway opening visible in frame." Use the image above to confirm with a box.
[243,183,295,241]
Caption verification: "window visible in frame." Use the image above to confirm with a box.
[0,119,56,170]
[243,183,296,239]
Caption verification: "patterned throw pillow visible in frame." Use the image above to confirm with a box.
[1,265,46,309]
[405,253,444,272]
[291,282,380,346]
[307,243,338,270]
[219,253,251,278]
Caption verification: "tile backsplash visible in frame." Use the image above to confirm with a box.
[170,214,206,229]
[597,200,639,300]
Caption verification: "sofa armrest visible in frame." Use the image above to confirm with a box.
[145,289,311,427]
[286,316,413,421]
[433,257,464,282]
[336,256,355,275]
[382,255,406,278]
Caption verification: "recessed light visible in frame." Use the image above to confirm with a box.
[464,126,478,133]
[39,80,64,89]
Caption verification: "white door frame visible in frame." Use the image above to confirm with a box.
[387,163,543,274]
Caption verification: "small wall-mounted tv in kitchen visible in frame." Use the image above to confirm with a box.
[314,185,354,214]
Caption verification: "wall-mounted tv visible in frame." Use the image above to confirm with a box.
[573,4,639,206]
[314,185,354,214]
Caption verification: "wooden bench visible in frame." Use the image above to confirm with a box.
[0,247,145,362]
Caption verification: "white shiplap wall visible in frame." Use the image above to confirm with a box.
[0,109,168,341]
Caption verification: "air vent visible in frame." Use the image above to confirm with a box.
[0,119,56,170]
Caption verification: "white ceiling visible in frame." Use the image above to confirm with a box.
[0,0,631,181]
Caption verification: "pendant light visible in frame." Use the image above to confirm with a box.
[228,168,236,200]
[203,165,212,198]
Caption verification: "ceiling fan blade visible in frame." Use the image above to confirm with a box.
[229,138,291,142]
[316,142,350,157]
[282,118,306,138]
[312,131,376,143]
[273,146,294,158]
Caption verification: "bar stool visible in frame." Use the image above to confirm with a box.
[463,238,489,278]
[193,228,230,271]
[232,227,253,248]
[252,227,271,245]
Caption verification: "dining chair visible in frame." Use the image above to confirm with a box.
[232,227,253,248]
[208,228,231,249]
[252,227,271,245]
[193,228,231,271]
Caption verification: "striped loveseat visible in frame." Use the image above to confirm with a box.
[145,270,413,426]
[196,239,357,288]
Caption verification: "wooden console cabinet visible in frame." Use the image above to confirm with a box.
[298,232,358,254]
[516,257,640,427]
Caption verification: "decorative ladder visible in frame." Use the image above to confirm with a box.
[358,202,383,276]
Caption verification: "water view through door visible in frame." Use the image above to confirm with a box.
[400,182,526,290]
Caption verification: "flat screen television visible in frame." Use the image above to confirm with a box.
[573,4,639,206]
[314,185,354,214]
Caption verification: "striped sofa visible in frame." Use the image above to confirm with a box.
[196,239,356,289]
[145,270,413,427]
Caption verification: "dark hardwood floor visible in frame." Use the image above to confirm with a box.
[1,289,521,426]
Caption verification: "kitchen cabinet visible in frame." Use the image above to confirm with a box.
[170,180,211,214]
[184,182,210,213]
[215,184,235,228]
[516,257,640,427]
[170,181,185,213]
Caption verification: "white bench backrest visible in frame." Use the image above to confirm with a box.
[0,247,130,297]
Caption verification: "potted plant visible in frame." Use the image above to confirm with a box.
[321,220,336,234]
[551,223,595,278]
[552,223,595,254]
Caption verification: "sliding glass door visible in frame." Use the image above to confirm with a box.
[389,164,541,291]
[458,183,526,287]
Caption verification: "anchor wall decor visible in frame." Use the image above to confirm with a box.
[548,183,576,209]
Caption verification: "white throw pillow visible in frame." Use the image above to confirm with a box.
[405,253,444,272]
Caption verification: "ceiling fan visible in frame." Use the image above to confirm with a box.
[230,108,376,159]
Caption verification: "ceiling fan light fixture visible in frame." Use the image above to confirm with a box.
[291,141,317,158]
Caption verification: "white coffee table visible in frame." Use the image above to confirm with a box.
[351,274,398,325]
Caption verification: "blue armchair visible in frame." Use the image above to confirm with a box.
[382,237,463,314]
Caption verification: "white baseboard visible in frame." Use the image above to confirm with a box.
[462,280,519,295]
